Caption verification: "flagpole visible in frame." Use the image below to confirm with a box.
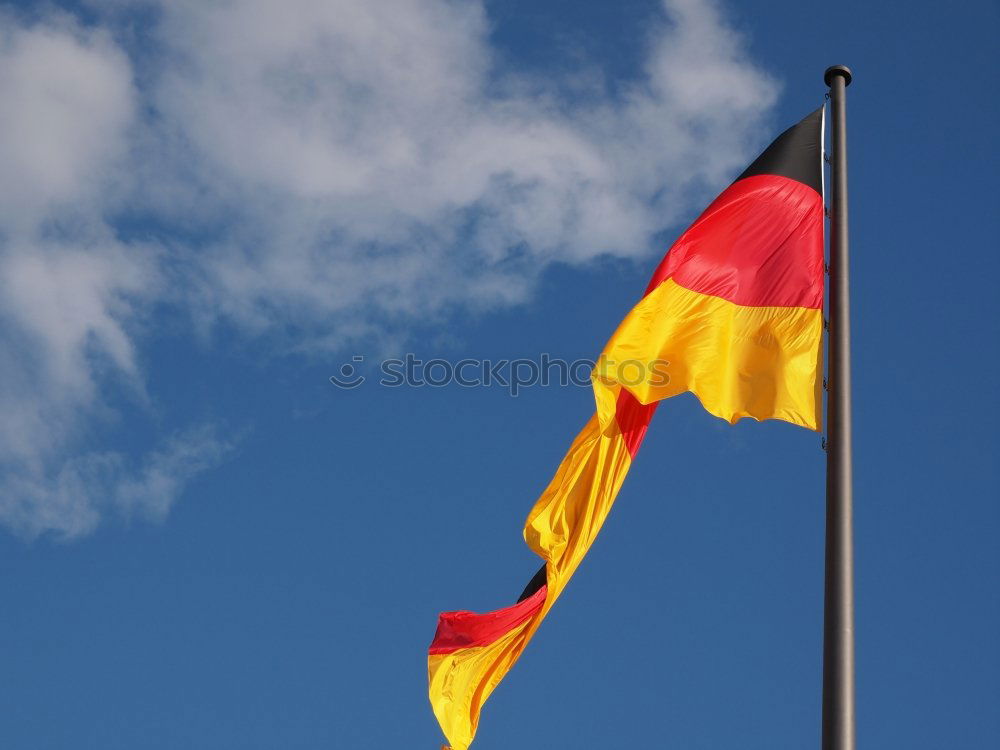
[822,64,854,750]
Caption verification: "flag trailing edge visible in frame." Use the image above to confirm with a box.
[428,107,826,750]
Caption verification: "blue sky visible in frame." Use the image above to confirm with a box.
[1,0,997,748]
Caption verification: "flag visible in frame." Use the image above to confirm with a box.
[428,107,826,750]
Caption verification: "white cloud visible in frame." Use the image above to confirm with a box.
[0,14,227,539]
[0,0,779,538]
[0,17,133,226]
[146,0,777,338]
[0,425,234,539]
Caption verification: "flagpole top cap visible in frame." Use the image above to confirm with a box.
[824,65,853,87]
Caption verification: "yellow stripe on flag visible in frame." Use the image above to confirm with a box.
[594,278,823,431]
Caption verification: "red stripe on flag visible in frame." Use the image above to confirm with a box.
[614,389,657,458]
[428,585,547,655]
[643,174,824,309]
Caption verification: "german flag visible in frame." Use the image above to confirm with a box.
[428,107,826,750]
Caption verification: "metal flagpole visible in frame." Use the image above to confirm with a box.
[822,64,855,750]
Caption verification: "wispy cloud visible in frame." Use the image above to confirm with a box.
[0,0,778,538]
[0,424,234,538]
